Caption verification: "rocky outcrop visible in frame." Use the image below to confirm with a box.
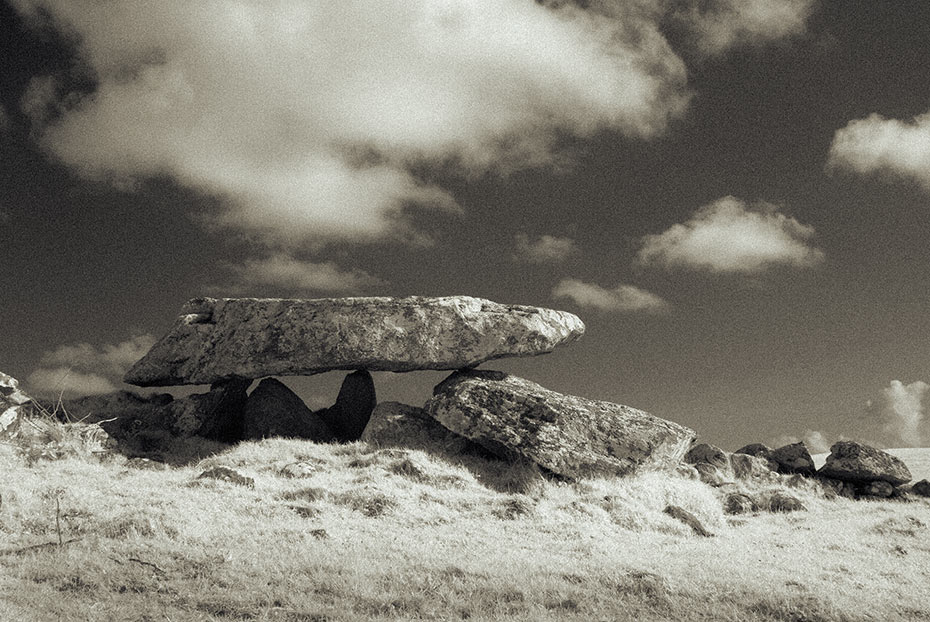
[817,441,911,486]
[242,378,335,442]
[425,370,695,479]
[318,370,376,442]
[769,442,816,476]
[360,402,472,453]
[1,372,32,439]
[124,296,585,386]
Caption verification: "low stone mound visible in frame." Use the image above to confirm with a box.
[425,369,696,479]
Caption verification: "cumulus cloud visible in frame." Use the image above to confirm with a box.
[223,254,384,294]
[27,335,156,397]
[637,196,824,273]
[552,278,668,313]
[827,111,930,191]
[678,0,815,56]
[513,234,579,263]
[882,379,929,448]
[11,0,692,245]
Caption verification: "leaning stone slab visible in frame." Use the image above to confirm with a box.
[425,370,695,479]
[817,441,911,486]
[125,296,585,386]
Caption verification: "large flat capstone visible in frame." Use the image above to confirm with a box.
[424,370,696,479]
[125,296,585,386]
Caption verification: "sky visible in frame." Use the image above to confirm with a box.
[2,0,929,452]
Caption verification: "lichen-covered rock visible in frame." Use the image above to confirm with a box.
[693,462,733,487]
[318,370,376,442]
[242,378,335,442]
[769,442,816,476]
[734,443,773,458]
[1,372,32,440]
[425,370,695,479]
[817,441,911,486]
[170,380,251,440]
[125,296,585,386]
[360,402,472,453]
[684,443,728,469]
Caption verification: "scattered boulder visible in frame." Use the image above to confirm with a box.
[723,493,758,515]
[861,481,895,498]
[817,441,911,486]
[242,378,335,442]
[911,480,930,498]
[124,296,585,386]
[360,402,472,453]
[728,453,779,482]
[198,466,254,488]
[318,370,376,442]
[169,380,251,441]
[684,443,729,469]
[663,505,713,537]
[767,492,806,513]
[769,442,816,476]
[425,370,696,479]
[1,372,32,440]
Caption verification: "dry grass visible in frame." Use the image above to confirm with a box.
[2,420,929,621]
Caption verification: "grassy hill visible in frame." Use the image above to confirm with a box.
[2,418,929,621]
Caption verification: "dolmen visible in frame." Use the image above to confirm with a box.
[112,295,696,479]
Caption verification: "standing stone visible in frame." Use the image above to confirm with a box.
[769,442,816,476]
[817,441,912,486]
[124,296,585,386]
[242,378,335,442]
[169,380,251,441]
[425,370,696,479]
[1,372,32,440]
[318,370,376,442]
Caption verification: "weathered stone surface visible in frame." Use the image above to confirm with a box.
[425,370,696,479]
[125,296,585,386]
[734,443,773,458]
[664,505,713,536]
[361,402,472,453]
[242,378,335,442]
[1,372,32,440]
[693,462,733,487]
[769,442,816,476]
[684,443,728,469]
[318,370,376,442]
[728,453,779,482]
[861,480,894,498]
[170,380,251,441]
[912,479,930,498]
[817,441,912,486]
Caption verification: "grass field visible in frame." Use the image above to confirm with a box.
[2,420,929,621]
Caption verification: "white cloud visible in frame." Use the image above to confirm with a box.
[552,278,668,313]
[27,335,156,397]
[224,254,384,294]
[638,196,824,273]
[882,379,929,448]
[827,111,930,191]
[678,0,815,56]
[513,234,579,263]
[11,0,693,245]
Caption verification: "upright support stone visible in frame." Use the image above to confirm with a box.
[319,370,377,442]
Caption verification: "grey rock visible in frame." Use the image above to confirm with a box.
[734,443,773,458]
[1,372,32,440]
[360,402,472,453]
[911,479,930,498]
[723,492,758,515]
[769,442,816,476]
[817,441,912,486]
[768,492,806,513]
[684,443,728,469]
[124,296,585,386]
[318,370,376,442]
[728,453,779,482]
[170,380,251,440]
[861,480,894,498]
[242,378,335,442]
[663,505,713,536]
[425,370,696,479]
